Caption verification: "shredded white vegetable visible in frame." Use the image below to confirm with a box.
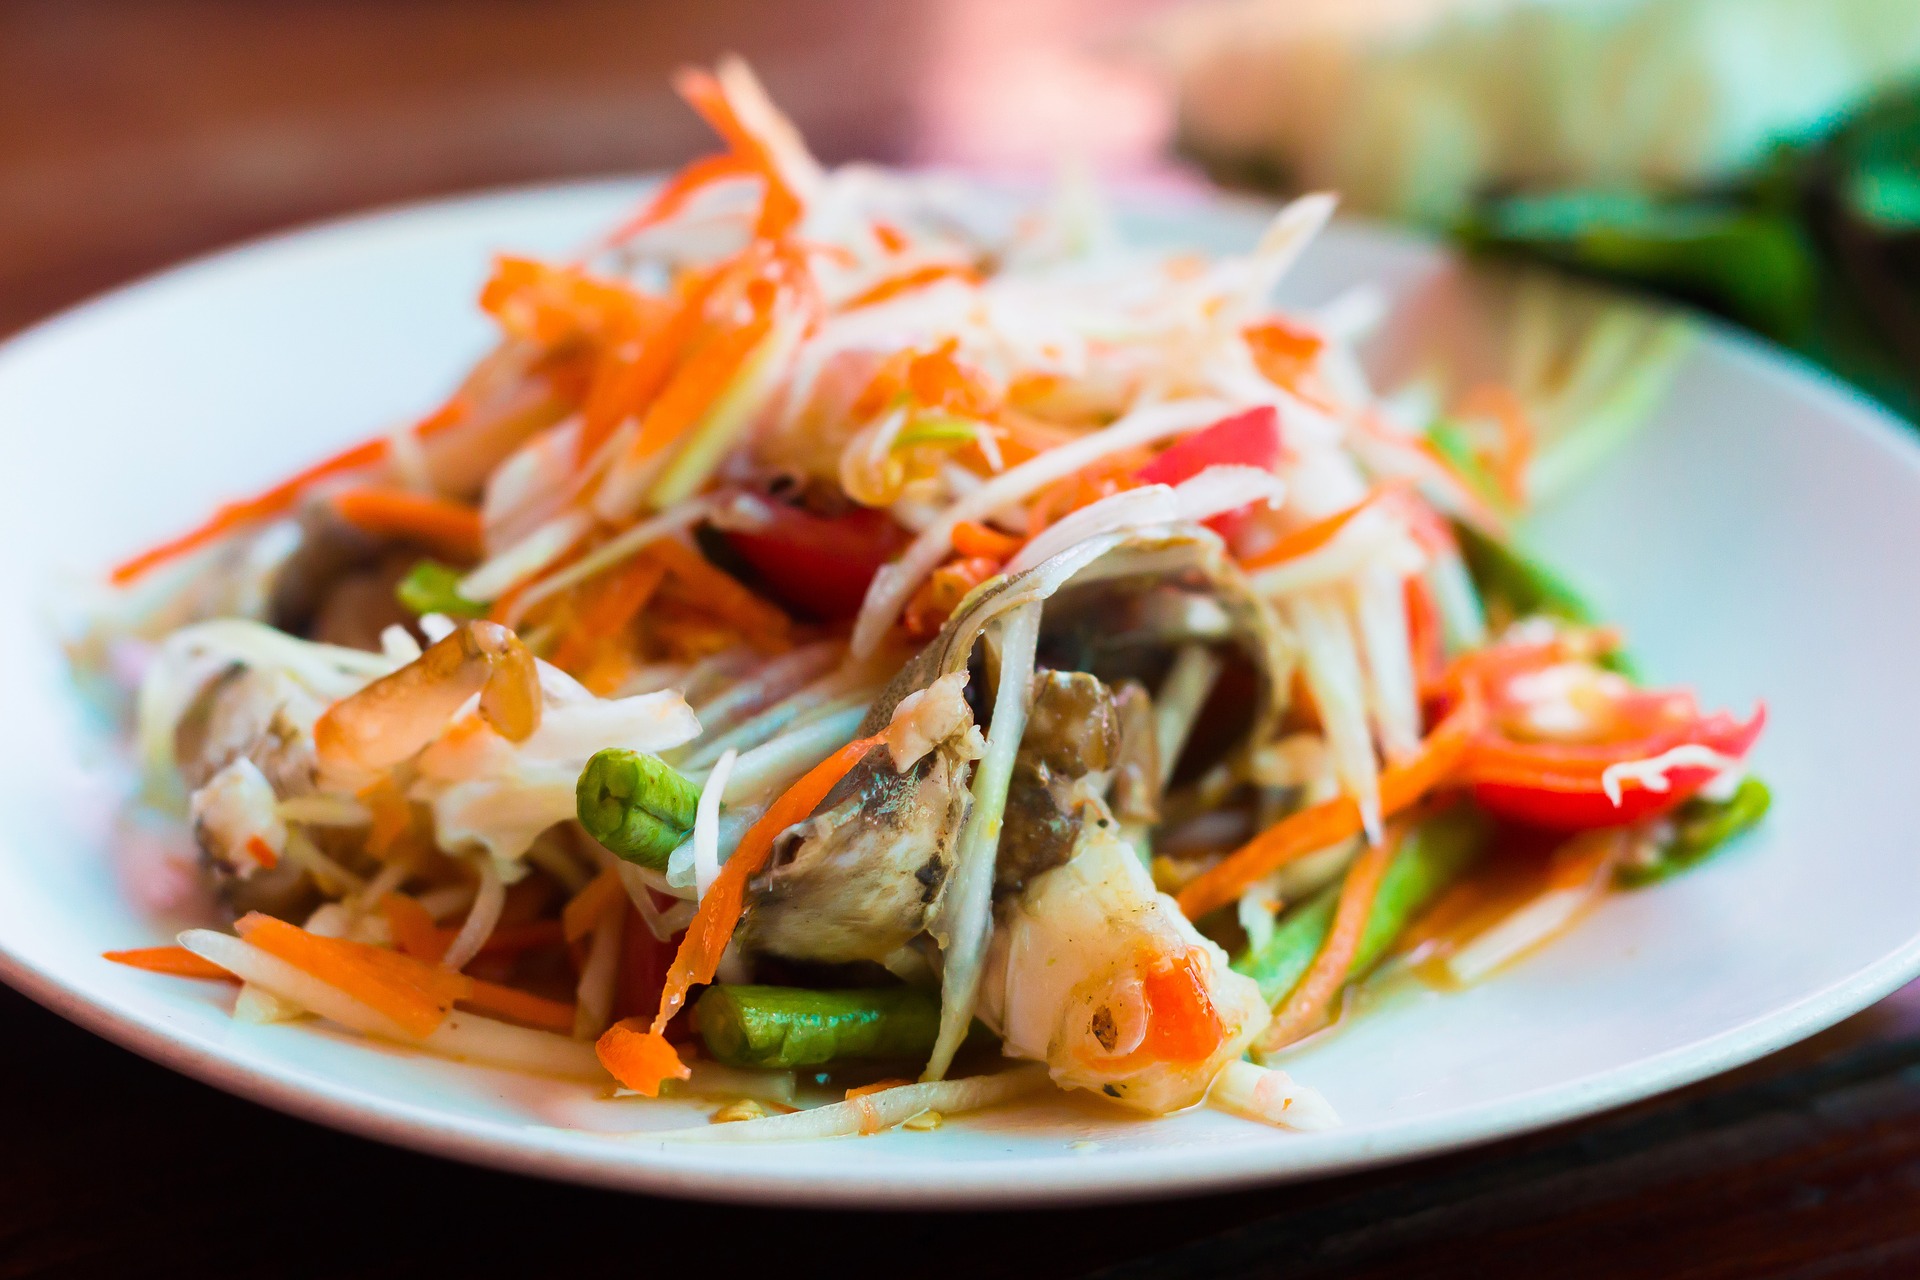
[850,397,1236,657]
[925,601,1042,1081]
[635,1066,1050,1141]
[693,747,738,901]
[1206,1060,1340,1131]
[439,855,504,972]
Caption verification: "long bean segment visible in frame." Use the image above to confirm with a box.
[1234,807,1489,1006]
[1617,776,1771,887]
[577,748,703,869]
[695,984,945,1069]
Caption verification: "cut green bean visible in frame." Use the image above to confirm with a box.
[695,985,947,1069]
[395,559,488,618]
[576,748,702,869]
[1452,521,1639,677]
[1617,776,1772,887]
[1233,808,1490,1006]
[1454,520,1595,626]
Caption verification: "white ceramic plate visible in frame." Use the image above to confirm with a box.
[2,180,1918,1207]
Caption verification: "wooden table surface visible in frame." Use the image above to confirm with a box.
[4,4,1918,1277]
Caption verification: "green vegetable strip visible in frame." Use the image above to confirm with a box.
[1617,777,1772,887]
[576,748,702,869]
[1452,521,1640,677]
[396,559,488,618]
[1233,808,1490,1007]
[695,985,946,1069]
[1453,520,1595,625]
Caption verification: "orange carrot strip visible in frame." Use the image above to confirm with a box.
[235,913,465,1039]
[332,487,485,562]
[105,946,238,982]
[627,310,774,463]
[1239,485,1403,572]
[562,867,627,944]
[606,152,757,243]
[596,1018,695,1094]
[648,538,792,644]
[549,553,668,676]
[597,732,888,1095]
[949,520,1023,562]
[840,263,978,312]
[845,1078,915,1100]
[1175,694,1484,922]
[381,894,450,964]
[1456,383,1534,507]
[109,437,389,584]
[244,835,280,871]
[461,980,577,1033]
[1257,830,1399,1052]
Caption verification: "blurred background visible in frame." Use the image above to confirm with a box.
[6,0,1919,413]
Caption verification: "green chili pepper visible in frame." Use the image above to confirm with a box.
[1617,776,1772,888]
[695,985,949,1069]
[1234,808,1490,1006]
[576,748,702,869]
[395,559,487,618]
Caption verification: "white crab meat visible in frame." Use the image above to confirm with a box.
[189,757,287,878]
[979,820,1270,1114]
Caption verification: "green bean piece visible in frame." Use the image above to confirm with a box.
[1233,808,1490,1007]
[1617,776,1772,888]
[1451,522,1640,677]
[395,559,488,618]
[695,985,947,1069]
[576,748,702,869]
[1453,520,1595,626]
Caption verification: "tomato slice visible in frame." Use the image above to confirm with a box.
[1135,406,1282,488]
[723,502,909,622]
[1449,641,1766,830]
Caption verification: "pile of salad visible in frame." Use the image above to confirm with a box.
[77,60,1768,1140]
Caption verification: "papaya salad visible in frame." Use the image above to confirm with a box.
[76,59,1768,1141]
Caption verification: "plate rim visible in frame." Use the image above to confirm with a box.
[4,177,1920,1208]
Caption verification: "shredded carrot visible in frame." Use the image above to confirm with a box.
[236,913,464,1039]
[605,152,757,244]
[845,1078,915,1099]
[461,980,577,1033]
[105,946,237,981]
[871,219,909,254]
[331,487,485,562]
[1455,383,1534,507]
[562,867,627,944]
[671,67,806,240]
[1239,485,1401,572]
[1243,319,1326,394]
[381,894,450,964]
[841,263,978,312]
[108,437,388,584]
[950,520,1023,562]
[549,553,667,676]
[1257,828,1400,1052]
[1175,693,1484,921]
[1025,456,1149,536]
[648,538,792,647]
[597,732,887,1094]
[903,556,999,639]
[628,308,775,464]
[244,835,280,871]
[577,267,720,466]
[597,1017,694,1093]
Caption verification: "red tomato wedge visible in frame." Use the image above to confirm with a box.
[724,502,909,621]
